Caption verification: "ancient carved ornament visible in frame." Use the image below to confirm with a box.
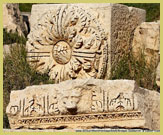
[26,6,108,83]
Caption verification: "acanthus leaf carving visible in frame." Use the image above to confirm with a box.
[26,5,108,83]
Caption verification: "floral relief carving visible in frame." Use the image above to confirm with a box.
[26,6,108,83]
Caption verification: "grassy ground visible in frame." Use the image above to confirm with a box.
[19,3,160,22]
[3,29,27,45]
[110,52,159,91]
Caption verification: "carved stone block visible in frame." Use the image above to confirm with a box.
[26,4,146,83]
[6,79,160,130]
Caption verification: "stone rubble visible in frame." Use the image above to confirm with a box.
[3,3,27,36]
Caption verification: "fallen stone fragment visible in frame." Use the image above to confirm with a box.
[132,22,160,68]
[6,79,160,130]
[3,3,27,36]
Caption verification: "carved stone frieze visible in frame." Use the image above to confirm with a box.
[6,79,160,130]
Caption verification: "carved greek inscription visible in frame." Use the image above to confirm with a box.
[9,100,22,116]
[109,92,134,111]
[9,91,136,117]
[47,95,60,115]
[9,95,60,117]
[91,88,109,112]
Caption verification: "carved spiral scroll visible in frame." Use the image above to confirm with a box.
[27,5,108,83]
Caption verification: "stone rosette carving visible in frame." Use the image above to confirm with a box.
[26,5,108,83]
[27,3,146,80]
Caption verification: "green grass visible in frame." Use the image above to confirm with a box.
[123,3,160,22]
[110,52,158,91]
[3,29,27,45]
[19,3,35,12]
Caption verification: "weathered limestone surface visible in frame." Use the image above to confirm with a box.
[26,4,145,83]
[3,43,17,57]
[3,4,27,36]
[6,79,160,130]
[3,44,12,56]
[156,62,160,87]
[132,22,160,68]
